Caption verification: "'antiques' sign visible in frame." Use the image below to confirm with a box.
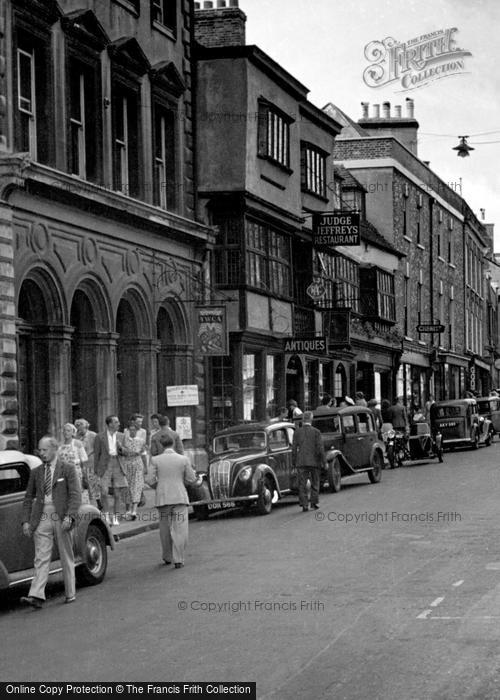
[284,336,327,354]
[313,212,360,248]
[196,305,228,356]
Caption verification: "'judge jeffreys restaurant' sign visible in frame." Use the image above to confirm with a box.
[312,212,360,248]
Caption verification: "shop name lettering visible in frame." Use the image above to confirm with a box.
[363,28,472,90]
[284,338,326,353]
[314,215,359,245]
[199,314,222,324]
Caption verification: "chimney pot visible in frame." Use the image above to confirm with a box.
[361,102,369,119]
[203,1,213,8]
[406,97,415,118]
[394,105,402,118]
[373,104,380,118]
[228,0,239,6]
[216,0,226,6]
[382,101,390,118]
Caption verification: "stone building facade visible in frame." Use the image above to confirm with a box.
[1,0,214,454]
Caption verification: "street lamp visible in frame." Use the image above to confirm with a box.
[453,136,475,157]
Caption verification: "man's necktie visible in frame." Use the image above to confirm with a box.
[44,463,52,496]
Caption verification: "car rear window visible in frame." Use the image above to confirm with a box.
[313,416,341,433]
[436,406,462,418]
[0,462,30,496]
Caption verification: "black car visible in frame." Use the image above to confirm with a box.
[189,421,297,519]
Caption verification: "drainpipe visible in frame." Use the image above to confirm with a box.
[429,197,435,397]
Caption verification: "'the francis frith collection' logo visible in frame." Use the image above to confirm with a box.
[363,28,472,91]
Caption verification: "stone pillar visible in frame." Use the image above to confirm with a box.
[45,325,73,438]
[0,202,17,448]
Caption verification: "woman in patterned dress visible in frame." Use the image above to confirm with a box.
[58,422,89,503]
[121,420,147,520]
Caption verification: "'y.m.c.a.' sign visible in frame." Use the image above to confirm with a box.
[196,305,228,356]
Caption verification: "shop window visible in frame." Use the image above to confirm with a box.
[257,100,291,169]
[266,354,282,419]
[243,352,263,421]
[334,364,346,400]
[211,355,233,433]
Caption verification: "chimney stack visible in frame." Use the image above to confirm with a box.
[194,0,247,48]
[394,105,402,118]
[361,102,369,119]
[406,97,415,118]
[358,98,420,155]
[373,104,380,118]
[382,101,390,118]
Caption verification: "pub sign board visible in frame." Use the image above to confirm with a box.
[324,309,351,345]
[312,212,360,248]
[196,305,228,355]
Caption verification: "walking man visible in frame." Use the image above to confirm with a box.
[292,411,326,512]
[21,436,81,608]
[93,415,127,526]
[150,414,184,457]
[147,433,201,568]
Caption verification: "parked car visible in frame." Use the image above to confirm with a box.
[475,396,500,440]
[190,421,297,519]
[433,398,492,450]
[311,406,384,491]
[0,450,114,593]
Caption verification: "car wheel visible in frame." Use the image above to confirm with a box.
[368,451,383,483]
[327,458,342,493]
[256,477,273,515]
[76,524,107,586]
[193,505,209,521]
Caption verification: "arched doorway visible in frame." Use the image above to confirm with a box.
[116,289,152,423]
[70,286,106,429]
[334,363,347,404]
[286,355,304,408]
[17,273,64,451]
[156,301,190,419]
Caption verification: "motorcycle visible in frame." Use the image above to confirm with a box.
[386,428,409,469]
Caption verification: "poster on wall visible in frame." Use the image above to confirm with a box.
[195,305,228,355]
[166,385,199,406]
[175,416,192,440]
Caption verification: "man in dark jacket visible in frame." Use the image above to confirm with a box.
[21,436,81,608]
[150,415,184,457]
[292,411,326,511]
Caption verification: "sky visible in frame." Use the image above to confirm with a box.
[243,0,500,249]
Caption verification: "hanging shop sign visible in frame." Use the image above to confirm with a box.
[312,212,360,248]
[195,305,228,356]
[324,309,351,345]
[306,279,327,301]
[283,336,327,354]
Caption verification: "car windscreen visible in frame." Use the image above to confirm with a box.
[212,431,267,455]
[477,401,490,414]
[435,406,463,418]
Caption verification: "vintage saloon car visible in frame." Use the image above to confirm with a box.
[189,421,298,518]
[433,398,493,450]
[311,406,384,491]
[476,396,500,440]
[0,451,114,593]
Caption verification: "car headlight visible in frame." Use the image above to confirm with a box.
[238,467,252,481]
[387,430,396,438]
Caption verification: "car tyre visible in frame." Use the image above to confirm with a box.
[76,524,107,586]
[327,458,342,493]
[256,477,273,515]
[194,505,209,521]
[368,451,383,483]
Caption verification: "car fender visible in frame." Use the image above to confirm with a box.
[73,506,115,555]
[369,443,385,465]
[253,464,280,496]
[0,560,9,589]
[325,448,353,476]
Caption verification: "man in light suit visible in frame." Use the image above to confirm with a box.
[292,411,326,512]
[21,436,81,608]
[93,415,127,526]
[147,433,201,568]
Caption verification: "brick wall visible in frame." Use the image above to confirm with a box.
[194,4,246,47]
